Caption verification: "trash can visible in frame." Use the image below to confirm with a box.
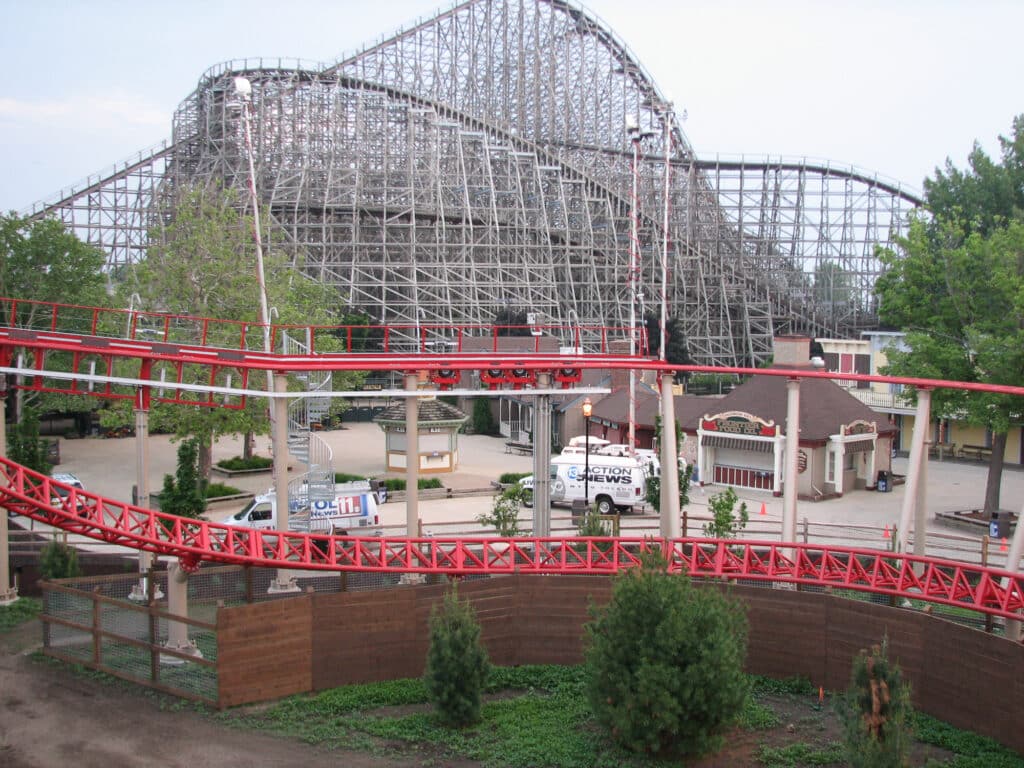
[876,470,890,493]
[989,512,1009,539]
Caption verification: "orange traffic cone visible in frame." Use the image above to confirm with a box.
[1001,538,1009,552]
[759,502,767,516]
[883,524,890,539]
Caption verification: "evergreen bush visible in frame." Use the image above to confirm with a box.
[838,638,913,768]
[8,407,52,475]
[585,553,749,757]
[471,398,498,435]
[159,439,207,520]
[424,583,490,727]
[40,540,82,580]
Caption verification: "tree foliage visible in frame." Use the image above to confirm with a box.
[0,213,109,315]
[476,485,526,537]
[702,487,749,539]
[8,407,51,475]
[875,115,1024,514]
[471,397,498,435]
[0,213,110,419]
[585,553,749,757]
[106,183,363,475]
[39,540,82,581]
[158,438,207,519]
[424,583,490,727]
[643,312,690,380]
[838,638,913,768]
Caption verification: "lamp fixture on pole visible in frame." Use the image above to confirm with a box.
[582,397,593,508]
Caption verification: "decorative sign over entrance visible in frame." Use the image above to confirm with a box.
[842,420,876,436]
[701,411,777,438]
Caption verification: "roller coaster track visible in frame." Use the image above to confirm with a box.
[2,297,1023,621]
[5,459,1023,620]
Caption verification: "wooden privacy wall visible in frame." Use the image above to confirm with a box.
[216,576,1024,753]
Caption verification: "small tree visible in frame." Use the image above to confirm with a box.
[424,582,490,727]
[839,638,913,768]
[476,485,526,537]
[585,552,749,757]
[702,487,749,539]
[158,439,207,519]
[644,415,692,513]
[8,407,51,475]
[39,540,82,580]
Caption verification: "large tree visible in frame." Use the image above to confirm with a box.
[875,116,1024,514]
[0,213,110,422]
[108,184,363,476]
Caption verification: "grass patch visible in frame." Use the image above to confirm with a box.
[757,741,844,766]
[0,596,42,630]
[217,666,1024,767]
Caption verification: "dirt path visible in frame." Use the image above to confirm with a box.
[0,620,476,768]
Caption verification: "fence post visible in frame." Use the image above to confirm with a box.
[245,566,254,604]
[91,587,102,666]
[982,535,994,634]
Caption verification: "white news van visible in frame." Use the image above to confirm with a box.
[223,481,382,534]
[521,453,649,514]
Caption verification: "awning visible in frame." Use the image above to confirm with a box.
[702,435,774,453]
[842,439,876,453]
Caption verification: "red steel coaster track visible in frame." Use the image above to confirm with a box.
[5,460,1024,620]
[1,297,1023,621]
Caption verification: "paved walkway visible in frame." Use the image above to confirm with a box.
[39,422,1024,565]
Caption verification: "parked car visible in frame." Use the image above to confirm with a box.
[50,472,87,515]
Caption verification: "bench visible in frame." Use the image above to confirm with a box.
[959,444,992,461]
[505,441,533,456]
[928,442,956,460]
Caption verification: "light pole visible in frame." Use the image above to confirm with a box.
[582,397,592,508]
[234,77,272,357]
[235,76,294,593]
[626,115,654,454]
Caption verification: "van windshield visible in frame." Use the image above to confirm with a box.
[233,499,257,521]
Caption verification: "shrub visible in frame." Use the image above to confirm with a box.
[334,472,368,483]
[477,485,526,536]
[702,487,749,539]
[205,482,243,498]
[378,477,444,492]
[40,541,82,580]
[424,583,490,727]
[216,455,272,471]
[498,471,531,485]
[585,552,749,757]
[838,638,913,768]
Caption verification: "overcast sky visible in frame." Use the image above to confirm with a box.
[2,0,1021,212]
